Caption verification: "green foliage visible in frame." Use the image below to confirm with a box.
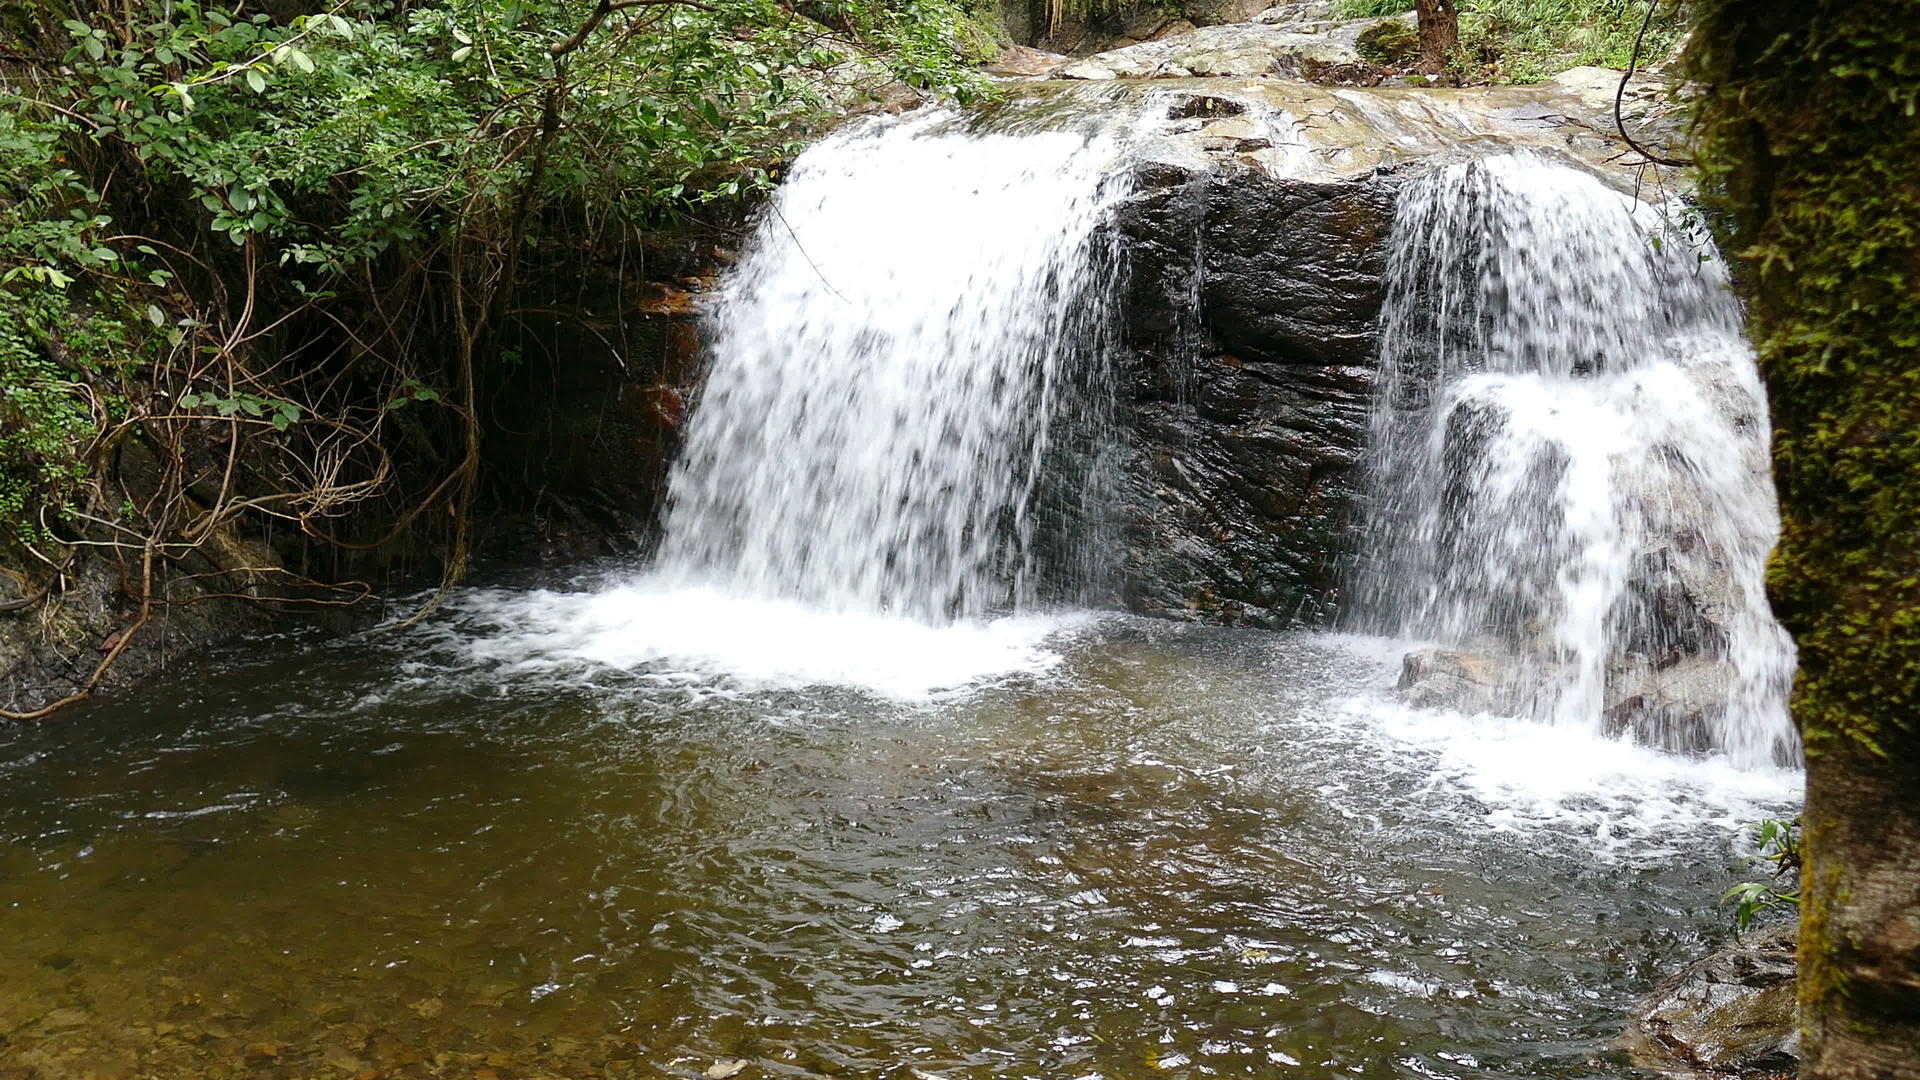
[1335,0,1414,18]
[34,0,985,263]
[1335,0,1683,84]
[0,108,148,550]
[0,0,983,576]
[1452,0,1683,84]
[1723,816,1802,934]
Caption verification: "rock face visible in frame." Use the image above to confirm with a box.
[1052,78,1689,626]
[1113,158,1388,625]
[1626,924,1800,1077]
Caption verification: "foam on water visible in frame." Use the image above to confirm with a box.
[1313,642,1801,856]
[443,581,1079,700]
[1349,154,1797,768]
[657,107,1136,622]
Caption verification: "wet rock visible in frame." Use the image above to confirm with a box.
[986,45,1072,77]
[1253,0,1342,29]
[1092,68,1694,627]
[1196,116,1274,152]
[1181,0,1275,26]
[1394,648,1514,712]
[1112,157,1389,626]
[1627,923,1799,1077]
[1603,656,1730,753]
[1055,22,1372,81]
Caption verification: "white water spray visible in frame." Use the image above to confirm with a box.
[656,109,1136,622]
[1352,155,1796,768]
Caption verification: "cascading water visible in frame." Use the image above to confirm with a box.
[1351,154,1797,768]
[656,108,1135,623]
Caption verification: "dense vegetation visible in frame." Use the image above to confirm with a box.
[1339,0,1684,82]
[0,0,984,712]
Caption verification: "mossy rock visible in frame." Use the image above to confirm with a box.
[1355,18,1417,65]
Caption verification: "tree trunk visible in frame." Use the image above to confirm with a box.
[1688,3,1920,1078]
[1413,0,1457,74]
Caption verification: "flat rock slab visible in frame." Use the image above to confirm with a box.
[986,45,1073,77]
[1055,21,1376,81]
[999,71,1686,189]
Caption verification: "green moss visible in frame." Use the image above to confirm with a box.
[1356,19,1419,65]
[1687,3,1920,759]
[1687,1,1920,1063]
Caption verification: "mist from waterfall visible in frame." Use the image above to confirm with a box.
[655,109,1136,623]
[1349,154,1797,768]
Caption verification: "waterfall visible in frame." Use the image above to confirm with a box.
[1351,155,1797,768]
[656,109,1133,623]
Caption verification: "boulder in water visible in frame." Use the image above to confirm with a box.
[1394,648,1515,712]
[1603,655,1732,755]
[1626,923,1800,1077]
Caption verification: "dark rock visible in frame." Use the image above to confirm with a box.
[1165,94,1248,121]
[1110,161,1391,625]
[1198,174,1393,367]
[1627,923,1800,1077]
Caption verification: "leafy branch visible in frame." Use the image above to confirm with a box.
[1724,815,1802,934]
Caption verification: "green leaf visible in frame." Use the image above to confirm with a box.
[246,68,267,93]
[146,304,166,326]
[289,48,315,74]
[179,393,201,408]
[271,411,291,431]
[451,45,473,62]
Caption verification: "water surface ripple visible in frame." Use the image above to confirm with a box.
[0,581,1797,1078]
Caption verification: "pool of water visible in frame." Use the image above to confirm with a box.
[0,571,1800,1079]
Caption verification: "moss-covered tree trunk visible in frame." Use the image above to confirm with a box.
[1688,4,1920,1077]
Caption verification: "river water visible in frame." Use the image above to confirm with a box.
[0,582,1797,1078]
[1,105,1802,1078]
